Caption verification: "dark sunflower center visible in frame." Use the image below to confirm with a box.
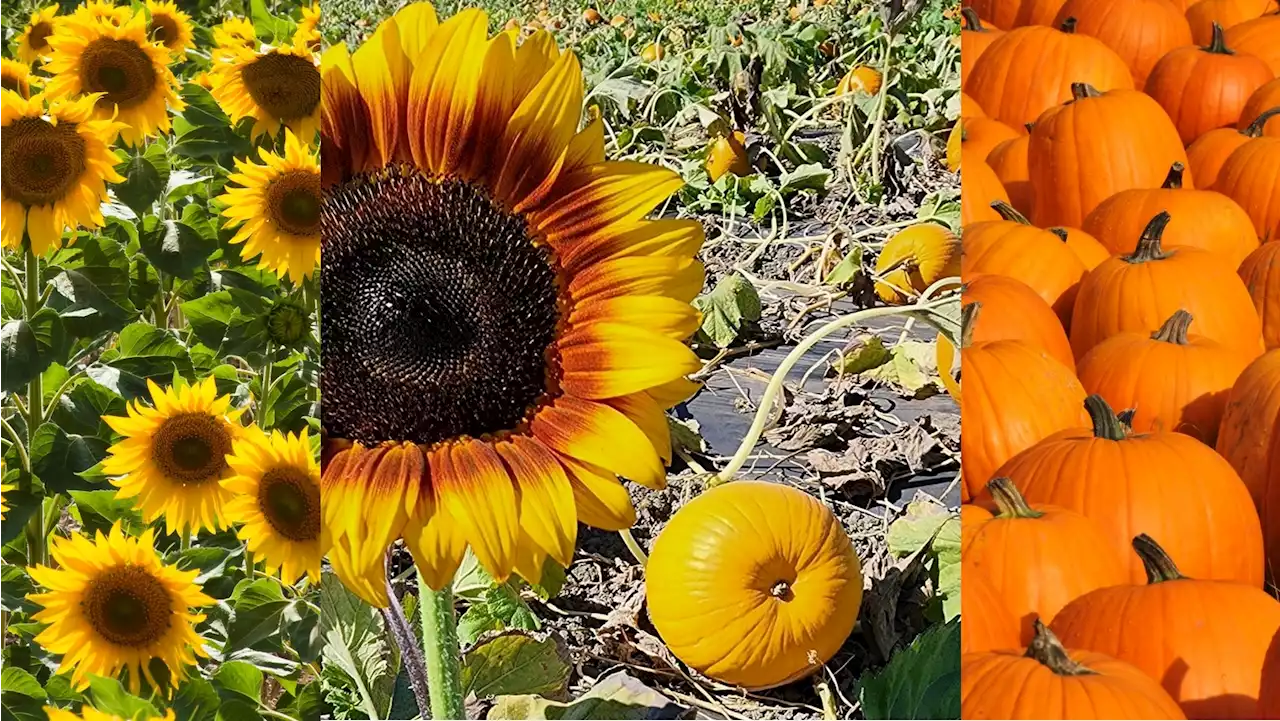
[29,22,53,51]
[79,38,157,109]
[0,117,86,207]
[259,466,319,541]
[241,52,320,121]
[267,171,322,235]
[151,412,232,483]
[83,565,172,647]
[150,15,179,46]
[321,166,561,446]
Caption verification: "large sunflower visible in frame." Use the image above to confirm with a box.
[211,16,257,64]
[218,129,321,281]
[1,90,126,255]
[47,707,174,721]
[102,377,247,535]
[224,428,323,584]
[43,12,183,146]
[145,0,195,56]
[15,5,59,64]
[209,40,320,142]
[27,523,213,693]
[1,58,36,98]
[321,3,704,607]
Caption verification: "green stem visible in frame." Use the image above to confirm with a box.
[24,246,45,566]
[245,550,254,577]
[618,529,649,566]
[420,583,466,720]
[154,271,168,328]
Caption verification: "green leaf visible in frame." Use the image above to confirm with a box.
[138,217,217,279]
[179,84,232,128]
[102,322,194,384]
[1,668,46,721]
[225,600,290,652]
[319,573,396,721]
[824,246,864,286]
[215,661,264,701]
[905,296,962,349]
[30,422,107,493]
[49,376,127,438]
[831,334,892,375]
[173,678,220,721]
[487,671,681,720]
[115,143,172,218]
[864,341,937,395]
[858,621,961,720]
[1,566,35,614]
[180,289,271,359]
[70,490,146,536]
[250,0,295,42]
[1,668,46,699]
[779,162,831,194]
[888,501,961,622]
[215,698,263,721]
[463,633,571,699]
[172,125,255,163]
[1,309,67,392]
[86,675,161,720]
[691,273,761,348]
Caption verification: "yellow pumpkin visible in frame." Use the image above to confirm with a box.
[938,331,962,400]
[837,66,883,96]
[641,42,665,62]
[583,8,603,24]
[947,122,963,171]
[706,131,751,181]
[610,14,627,26]
[646,481,864,690]
[874,223,962,304]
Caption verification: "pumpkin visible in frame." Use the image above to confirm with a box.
[1069,212,1265,361]
[960,562,1021,655]
[1028,85,1191,229]
[706,131,751,182]
[583,8,603,24]
[962,620,1188,720]
[964,20,1134,132]
[1051,535,1280,720]
[961,502,994,526]
[1076,310,1253,444]
[1185,0,1280,45]
[1224,13,1280,74]
[1186,107,1280,187]
[1052,0,1193,86]
[1216,350,1280,570]
[961,91,986,118]
[960,304,1089,497]
[1144,24,1275,145]
[645,481,862,690]
[1052,227,1109,270]
[963,0,1067,30]
[963,202,1089,324]
[946,123,963,172]
[1081,162,1260,268]
[963,274,1075,371]
[960,116,1020,164]
[1239,241,1280,349]
[961,158,1010,225]
[989,395,1265,585]
[986,131,1034,217]
[1239,79,1280,137]
[961,9,1005,86]
[640,42,664,62]
[964,478,1127,642]
[836,65,882,96]
[1213,135,1280,242]
[873,223,961,304]
[937,331,962,400]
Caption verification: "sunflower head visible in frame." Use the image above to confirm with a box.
[212,16,258,57]
[209,40,320,142]
[46,707,176,721]
[27,523,213,694]
[16,5,59,64]
[145,0,195,55]
[71,0,135,27]
[0,483,12,519]
[1,58,36,98]
[224,428,324,584]
[1,90,127,254]
[266,296,311,347]
[319,2,703,607]
[102,377,247,535]
[43,12,184,146]
[294,2,321,52]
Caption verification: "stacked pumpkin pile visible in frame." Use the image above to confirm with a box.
[952,0,1280,717]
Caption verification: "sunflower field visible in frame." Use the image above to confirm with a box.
[1,0,322,720]
[314,0,962,718]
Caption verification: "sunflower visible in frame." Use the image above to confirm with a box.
[209,40,320,142]
[1,58,36,98]
[320,3,704,607]
[71,0,134,28]
[212,16,258,54]
[46,707,175,721]
[218,129,321,281]
[28,523,212,693]
[223,428,323,584]
[102,377,247,535]
[15,5,59,64]
[294,2,321,51]
[43,12,183,146]
[0,483,12,518]
[145,0,195,56]
[1,91,126,255]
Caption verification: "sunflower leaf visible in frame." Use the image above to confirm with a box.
[138,217,217,280]
[85,676,161,721]
[462,632,571,700]
[29,422,107,493]
[99,322,194,386]
[172,678,220,721]
[320,573,396,720]
[0,309,68,393]
[215,661,265,701]
[115,143,172,219]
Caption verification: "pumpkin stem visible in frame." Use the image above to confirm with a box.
[1133,533,1187,584]
[769,580,793,599]
[960,302,979,349]
[987,477,1043,519]
[1048,228,1069,242]
[1245,107,1280,138]
[1085,395,1130,441]
[1203,22,1233,54]
[1059,16,1077,33]
[1161,163,1185,190]
[990,200,1031,224]
[1024,122,1035,133]
[1151,310,1193,345]
[1123,212,1173,264]
[1025,619,1098,676]
[1070,83,1101,100]
[960,7,984,31]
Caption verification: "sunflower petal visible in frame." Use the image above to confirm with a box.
[432,439,518,581]
[351,18,411,167]
[558,322,701,399]
[558,456,636,530]
[495,436,577,567]
[530,397,666,488]
[406,8,489,176]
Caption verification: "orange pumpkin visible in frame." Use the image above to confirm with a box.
[962,620,1187,720]
[1216,350,1280,571]
[645,481,863,690]
[1239,241,1280,350]
[986,132,1034,217]
[1052,227,1110,270]
[1081,162,1260,268]
[1186,107,1280,187]
[963,0,1067,30]
[1185,0,1280,44]
[963,203,1089,324]
[960,116,1020,164]
[961,159,1010,225]
[1052,0,1193,86]
[947,122,963,172]
[964,21,1134,132]
[706,131,751,181]
[1069,212,1265,361]
[963,274,1075,371]
[582,8,603,24]
[1051,535,1280,720]
[1238,78,1280,137]
[1143,24,1275,145]
[836,65,882,95]
[960,305,1089,497]
[873,224,961,304]
[1076,310,1253,444]
[1028,85,1190,229]
[960,562,1021,655]
[964,478,1126,642]
[961,91,986,118]
[990,395,1265,586]
[961,8,1005,86]
[1224,13,1280,74]
[1213,135,1280,242]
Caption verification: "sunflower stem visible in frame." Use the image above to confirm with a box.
[619,529,649,567]
[420,582,465,720]
[23,245,45,567]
